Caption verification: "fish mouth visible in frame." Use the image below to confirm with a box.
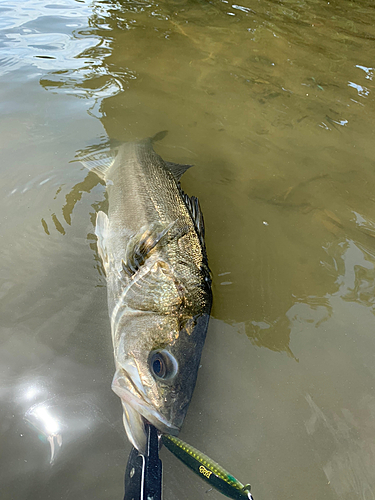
[111,361,179,454]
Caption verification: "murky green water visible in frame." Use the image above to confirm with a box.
[1,0,375,498]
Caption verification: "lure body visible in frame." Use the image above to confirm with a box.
[161,434,254,500]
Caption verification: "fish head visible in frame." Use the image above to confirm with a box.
[111,311,210,453]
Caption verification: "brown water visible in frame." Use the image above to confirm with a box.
[1,0,375,498]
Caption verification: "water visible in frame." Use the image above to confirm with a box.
[1,0,375,498]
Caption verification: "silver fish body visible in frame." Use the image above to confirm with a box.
[82,134,212,452]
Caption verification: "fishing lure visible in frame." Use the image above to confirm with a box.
[161,434,254,500]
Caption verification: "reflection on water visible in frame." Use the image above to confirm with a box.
[1,0,375,498]
[0,0,95,76]
[42,170,103,236]
[25,400,63,463]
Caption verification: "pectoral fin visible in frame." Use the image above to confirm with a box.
[95,211,110,271]
[122,222,175,276]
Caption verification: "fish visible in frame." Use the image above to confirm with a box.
[81,131,212,453]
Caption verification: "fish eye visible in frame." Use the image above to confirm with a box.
[149,350,178,381]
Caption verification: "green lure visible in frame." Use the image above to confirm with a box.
[161,434,254,500]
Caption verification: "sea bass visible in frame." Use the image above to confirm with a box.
[82,132,212,453]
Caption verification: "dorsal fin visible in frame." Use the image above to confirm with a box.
[182,192,206,248]
[182,192,211,285]
[165,162,193,182]
[148,130,192,181]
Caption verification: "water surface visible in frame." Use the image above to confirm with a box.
[1,0,375,499]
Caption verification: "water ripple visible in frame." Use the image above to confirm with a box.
[0,0,95,76]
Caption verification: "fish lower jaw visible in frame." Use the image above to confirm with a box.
[112,377,179,453]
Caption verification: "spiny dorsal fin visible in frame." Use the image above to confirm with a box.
[165,162,193,182]
[80,149,117,180]
[182,192,206,248]
[122,221,175,276]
